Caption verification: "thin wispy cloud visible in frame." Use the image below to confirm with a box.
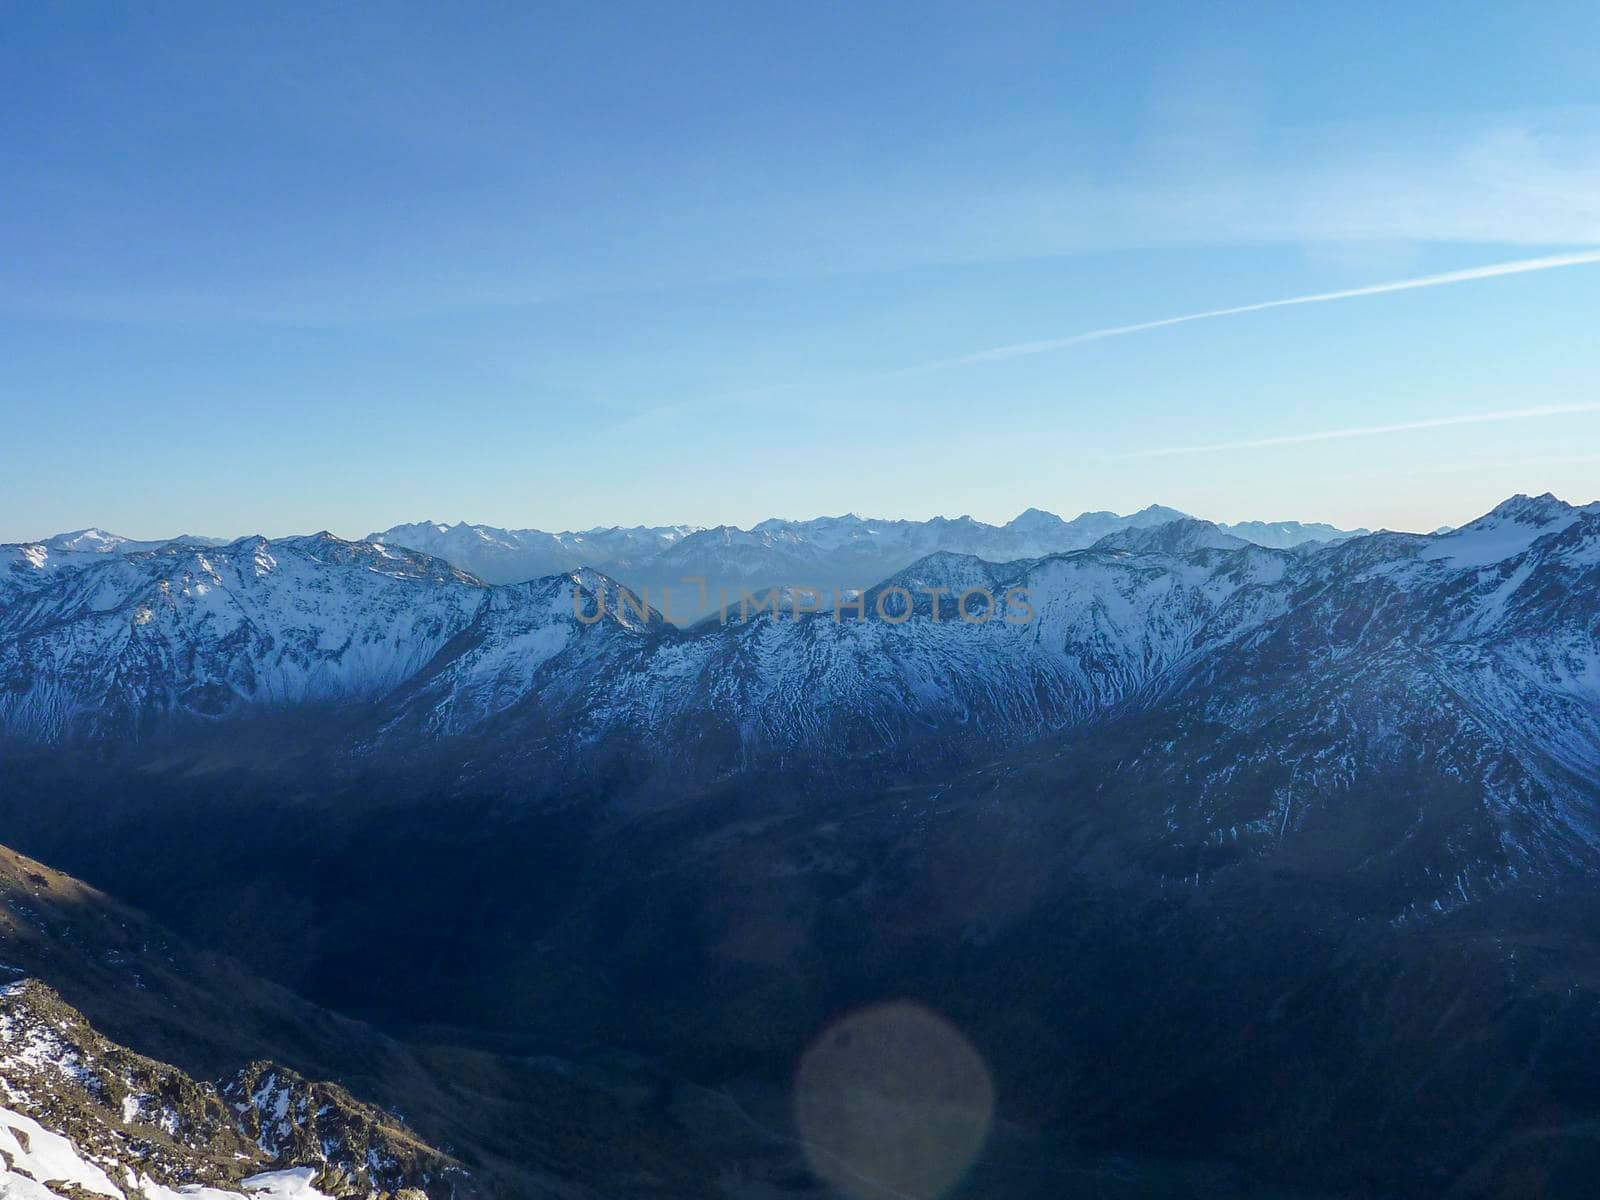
[1110,402,1600,460]
[895,249,1600,376]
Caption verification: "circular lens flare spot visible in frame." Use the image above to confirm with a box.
[793,1001,994,1200]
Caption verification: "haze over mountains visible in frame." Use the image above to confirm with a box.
[363,507,1367,612]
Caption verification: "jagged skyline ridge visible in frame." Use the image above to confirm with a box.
[22,501,1366,554]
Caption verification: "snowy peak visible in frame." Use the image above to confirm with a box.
[1461,492,1600,535]
[872,550,1012,601]
[374,567,678,737]
[38,529,230,554]
[564,567,675,630]
[369,519,456,541]
[43,527,135,553]
[1004,507,1068,533]
[1219,518,1369,549]
[1481,491,1577,524]
[269,532,485,585]
[1126,503,1193,526]
[1420,493,1600,568]
[1091,518,1250,555]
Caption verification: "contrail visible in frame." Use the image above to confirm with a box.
[897,249,1600,374]
[1110,402,1600,459]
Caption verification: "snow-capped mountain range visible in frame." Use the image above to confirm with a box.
[0,498,1581,738]
[16,507,1365,628]
[3,496,1594,858]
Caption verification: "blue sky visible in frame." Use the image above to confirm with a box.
[4,1,1600,541]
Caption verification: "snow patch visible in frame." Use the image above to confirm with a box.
[0,1104,124,1198]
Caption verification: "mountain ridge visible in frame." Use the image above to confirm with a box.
[2,496,1590,773]
[12,507,1372,627]
[362,506,1367,605]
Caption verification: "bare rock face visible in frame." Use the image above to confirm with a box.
[0,979,471,1200]
[221,1062,453,1198]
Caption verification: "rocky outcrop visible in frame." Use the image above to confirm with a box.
[0,980,467,1200]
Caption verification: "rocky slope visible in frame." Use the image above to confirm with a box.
[0,841,738,1200]
[0,979,457,1200]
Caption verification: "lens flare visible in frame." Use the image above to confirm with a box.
[793,1001,994,1200]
